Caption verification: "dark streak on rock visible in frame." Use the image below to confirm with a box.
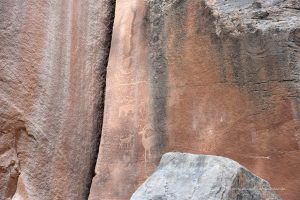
[144,0,170,162]
[194,1,300,112]
[172,0,187,54]
[195,2,229,83]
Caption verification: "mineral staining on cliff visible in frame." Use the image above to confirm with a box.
[0,0,300,200]
[90,0,300,200]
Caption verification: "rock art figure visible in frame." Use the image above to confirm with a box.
[119,134,134,149]
[138,124,161,163]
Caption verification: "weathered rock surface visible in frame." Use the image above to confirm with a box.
[131,152,281,200]
[0,0,115,199]
[1,0,300,199]
[89,0,300,200]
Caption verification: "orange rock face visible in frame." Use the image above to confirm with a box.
[89,1,300,200]
[1,0,300,200]
[0,0,114,199]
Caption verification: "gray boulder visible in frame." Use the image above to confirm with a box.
[131,152,281,200]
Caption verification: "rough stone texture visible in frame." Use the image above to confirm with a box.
[0,0,115,199]
[131,152,281,200]
[89,0,300,200]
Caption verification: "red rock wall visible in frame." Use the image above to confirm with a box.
[1,0,299,200]
[0,0,114,199]
[89,1,300,200]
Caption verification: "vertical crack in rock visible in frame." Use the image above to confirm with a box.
[86,0,116,198]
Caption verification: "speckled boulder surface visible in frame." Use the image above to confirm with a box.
[131,152,281,200]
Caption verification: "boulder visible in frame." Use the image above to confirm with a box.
[131,152,281,200]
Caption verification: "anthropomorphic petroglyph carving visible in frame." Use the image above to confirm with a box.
[138,124,161,162]
[119,134,134,149]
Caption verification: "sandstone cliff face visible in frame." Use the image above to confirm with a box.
[1,0,299,200]
[0,0,115,199]
[89,0,300,200]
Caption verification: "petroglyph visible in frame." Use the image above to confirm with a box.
[138,124,161,163]
[119,134,134,149]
